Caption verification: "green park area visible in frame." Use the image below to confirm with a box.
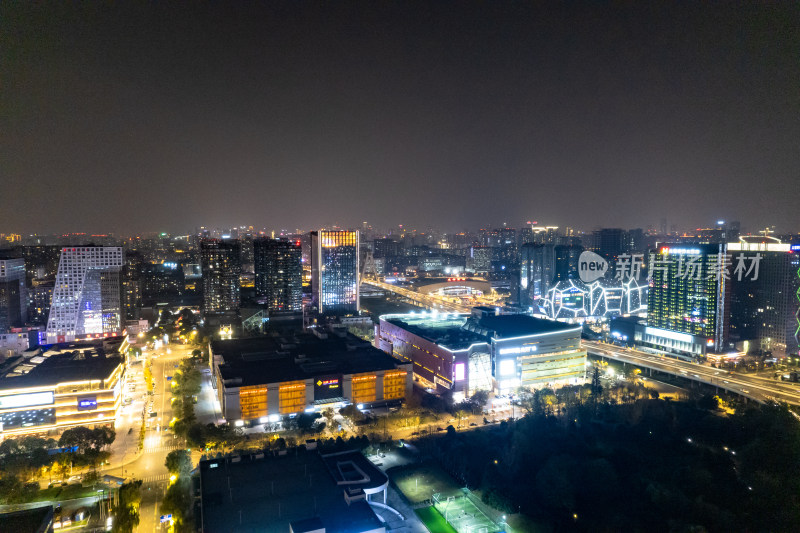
[414,506,458,533]
[388,463,462,505]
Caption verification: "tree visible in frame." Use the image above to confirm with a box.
[59,426,95,454]
[339,404,366,424]
[454,409,469,428]
[697,394,720,410]
[469,390,490,414]
[165,450,193,477]
[111,480,142,533]
[296,413,321,433]
[322,407,336,431]
[161,477,192,532]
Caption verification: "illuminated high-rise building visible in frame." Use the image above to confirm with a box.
[519,243,554,306]
[200,239,241,316]
[728,239,800,358]
[645,243,729,356]
[45,247,124,343]
[311,230,359,315]
[254,238,302,312]
[469,246,492,274]
[0,255,27,331]
[553,244,582,281]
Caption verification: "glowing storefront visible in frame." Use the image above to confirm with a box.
[0,345,124,437]
[376,307,586,397]
[210,331,411,425]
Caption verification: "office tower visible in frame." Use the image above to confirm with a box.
[469,246,492,274]
[495,227,518,269]
[519,243,554,306]
[728,239,800,358]
[122,251,144,320]
[626,228,646,254]
[28,280,54,326]
[254,238,302,312]
[45,246,124,343]
[0,255,27,331]
[141,262,185,305]
[373,238,400,259]
[553,244,583,281]
[593,228,627,266]
[240,234,255,274]
[19,245,61,283]
[311,230,359,315]
[645,243,729,356]
[200,239,242,316]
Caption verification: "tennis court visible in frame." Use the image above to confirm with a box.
[432,493,504,533]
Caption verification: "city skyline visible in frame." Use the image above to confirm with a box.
[3,2,800,234]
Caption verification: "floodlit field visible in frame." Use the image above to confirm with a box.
[415,506,458,533]
[389,463,462,504]
[433,494,502,533]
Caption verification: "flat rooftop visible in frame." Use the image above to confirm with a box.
[0,345,122,392]
[382,311,578,349]
[381,314,487,351]
[472,314,579,339]
[212,332,405,387]
[200,450,384,533]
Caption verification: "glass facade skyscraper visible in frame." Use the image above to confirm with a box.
[254,238,302,312]
[519,243,554,306]
[45,247,124,343]
[311,230,359,315]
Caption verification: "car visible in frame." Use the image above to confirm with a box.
[469,422,477,427]
[202,368,212,374]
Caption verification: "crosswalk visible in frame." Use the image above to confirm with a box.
[141,473,169,484]
[143,442,183,454]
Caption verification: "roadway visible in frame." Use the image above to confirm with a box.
[362,279,483,314]
[131,344,198,533]
[584,341,800,406]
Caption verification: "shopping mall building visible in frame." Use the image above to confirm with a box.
[0,340,125,438]
[209,327,412,426]
[376,307,586,398]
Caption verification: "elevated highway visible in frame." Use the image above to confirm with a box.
[361,278,471,313]
[585,340,800,406]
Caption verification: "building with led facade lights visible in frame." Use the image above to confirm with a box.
[376,307,585,398]
[209,329,411,425]
[728,239,800,358]
[0,343,124,437]
[537,277,648,321]
[645,243,729,356]
[45,247,124,344]
[311,230,359,315]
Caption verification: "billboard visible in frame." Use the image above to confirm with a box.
[0,391,54,410]
[314,375,342,401]
[77,396,98,411]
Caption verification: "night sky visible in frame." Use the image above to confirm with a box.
[2,2,799,235]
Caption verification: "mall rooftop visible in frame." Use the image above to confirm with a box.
[0,343,123,392]
[211,330,403,387]
[380,307,579,351]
